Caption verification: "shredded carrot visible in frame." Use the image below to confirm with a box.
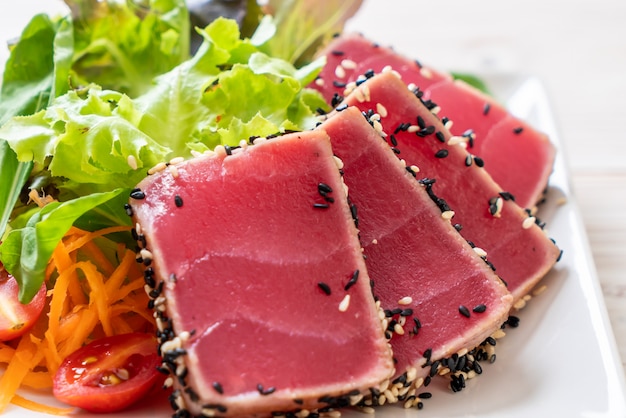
[0,226,155,414]
[9,394,74,416]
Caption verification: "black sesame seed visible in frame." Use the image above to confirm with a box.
[212,381,224,394]
[459,305,471,318]
[318,182,333,194]
[499,191,516,201]
[224,145,233,155]
[435,131,446,143]
[313,203,330,209]
[332,80,347,88]
[506,315,520,328]
[130,188,145,200]
[389,134,398,146]
[435,149,449,158]
[257,384,276,395]
[331,93,343,107]
[417,115,426,129]
[417,125,436,137]
[473,304,487,313]
[400,308,414,317]
[331,50,344,56]
[335,103,348,112]
[174,195,183,207]
[483,102,491,115]
[474,362,483,374]
[345,269,359,291]
[465,154,473,167]
[317,282,331,295]
[473,156,485,167]
[124,203,133,217]
[391,147,401,154]
[417,392,432,399]
[513,126,524,134]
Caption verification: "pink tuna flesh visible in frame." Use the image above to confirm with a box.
[319,107,513,381]
[312,33,556,209]
[337,72,560,301]
[129,130,394,416]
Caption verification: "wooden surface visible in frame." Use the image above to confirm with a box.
[347,0,626,374]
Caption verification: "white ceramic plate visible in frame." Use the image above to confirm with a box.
[2,4,626,418]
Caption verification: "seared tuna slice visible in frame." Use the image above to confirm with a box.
[129,131,394,416]
[335,72,560,302]
[312,33,555,209]
[318,107,513,386]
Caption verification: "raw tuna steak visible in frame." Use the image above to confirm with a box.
[312,33,555,209]
[128,131,394,416]
[335,71,560,302]
[319,107,513,393]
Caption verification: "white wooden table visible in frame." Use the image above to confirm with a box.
[348,0,626,377]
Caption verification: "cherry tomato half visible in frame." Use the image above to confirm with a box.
[53,332,162,413]
[0,268,47,341]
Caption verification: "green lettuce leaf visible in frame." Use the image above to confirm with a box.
[258,0,363,65]
[0,141,33,239]
[0,188,127,303]
[67,0,190,97]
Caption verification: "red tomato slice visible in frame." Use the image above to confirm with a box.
[0,268,47,341]
[53,332,162,413]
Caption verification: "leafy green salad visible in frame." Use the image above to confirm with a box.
[0,0,364,304]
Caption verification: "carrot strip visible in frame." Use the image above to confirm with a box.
[2,226,155,414]
[10,394,74,415]
[20,371,53,389]
[0,333,44,412]
[81,240,116,277]
[80,261,114,336]
[105,249,138,297]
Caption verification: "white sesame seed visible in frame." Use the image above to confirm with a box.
[441,210,455,220]
[376,103,388,118]
[354,87,366,103]
[127,155,138,170]
[473,247,488,258]
[315,78,325,87]
[148,162,167,175]
[333,155,344,170]
[533,284,548,296]
[410,165,420,173]
[522,216,536,229]
[372,239,378,245]
[447,136,466,146]
[334,65,346,79]
[398,296,413,305]
[341,58,357,69]
[407,125,419,133]
[394,323,405,335]
[168,164,179,178]
[169,156,184,165]
[338,294,351,312]
[420,67,433,79]
[361,84,371,102]
[359,406,375,414]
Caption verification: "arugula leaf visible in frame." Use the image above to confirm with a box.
[0,188,126,303]
[0,14,74,125]
[0,141,32,239]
